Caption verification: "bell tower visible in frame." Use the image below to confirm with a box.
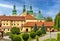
[12,5,17,16]
[23,5,26,12]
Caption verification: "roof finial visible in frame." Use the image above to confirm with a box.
[39,10,41,13]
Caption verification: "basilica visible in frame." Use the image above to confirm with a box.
[0,5,53,33]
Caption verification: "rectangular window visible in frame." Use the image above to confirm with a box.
[7,21,8,22]
[17,24,19,25]
[6,23,8,25]
[11,24,13,25]
[3,23,5,25]
[14,24,15,25]
[8,29,9,31]
[4,29,5,31]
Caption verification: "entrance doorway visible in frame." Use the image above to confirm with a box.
[26,29,28,32]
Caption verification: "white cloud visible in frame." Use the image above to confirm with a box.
[0,3,23,10]
[0,4,13,9]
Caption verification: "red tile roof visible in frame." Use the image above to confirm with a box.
[23,22,54,27]
[0,14,36,21]
[25,14,36,20]
[0,16,25,21]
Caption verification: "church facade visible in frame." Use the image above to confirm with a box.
[0,5,53,33]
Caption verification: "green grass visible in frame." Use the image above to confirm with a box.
[44,38,57,41]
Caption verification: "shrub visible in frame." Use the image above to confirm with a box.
[22,33,29,41]
[4,32,11,36]
[11,27,20,35]
[30,32,36,38]
[36,36,39,41]
[13,35,21,41]
[9,34,15,41]
[34,24,38,32]
[10,34,21,41]
[36,30,42,36]
[57,33,60,41]
[41,24,46,34]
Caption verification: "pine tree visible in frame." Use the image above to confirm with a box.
[41,24,46,34]
[34,24,38,32]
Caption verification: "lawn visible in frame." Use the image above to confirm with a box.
[44,38,57,41]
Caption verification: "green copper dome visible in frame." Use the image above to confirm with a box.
[36,10,44,20]
[27,5,33,15]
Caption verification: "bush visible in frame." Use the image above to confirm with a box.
[44,38,57,41]
[10,34,21,41]
[30,32,36,38]
[36,30,42,36]
[13,35,21,41]
[9,34,15,41]
[22,33,29,41]
[36,36,39,41]
[41,24,46,34]
[4,32,11,36]
[57,33,60,41]
[11,27,20,35]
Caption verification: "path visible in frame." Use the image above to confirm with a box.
[32,32,60,41]
[0,36,11,41]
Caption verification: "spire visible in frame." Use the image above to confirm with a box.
[23,5,26,12]
[30,5,32,10]
[30,5,33,12]
[14,5,16,10]
[12,5,17,15]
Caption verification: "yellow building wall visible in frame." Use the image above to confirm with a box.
[20,12,27,16]
[4,29,10,33]
[21,27,32,32]
[41,20,45,22]
[2,20,25,27]
[2,21,11,26]
[37,20,45,22]
[1,20,25,33]
[26,20,38,22]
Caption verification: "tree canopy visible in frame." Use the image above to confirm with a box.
[11,27,20,34]
[54,12,60,30]
[45,17,53,22]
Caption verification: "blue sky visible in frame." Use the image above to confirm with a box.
[0,0,60,19]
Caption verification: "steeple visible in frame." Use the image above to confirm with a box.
[12,5,17,15]
[30,5,33,12]
[23,5,26,12]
